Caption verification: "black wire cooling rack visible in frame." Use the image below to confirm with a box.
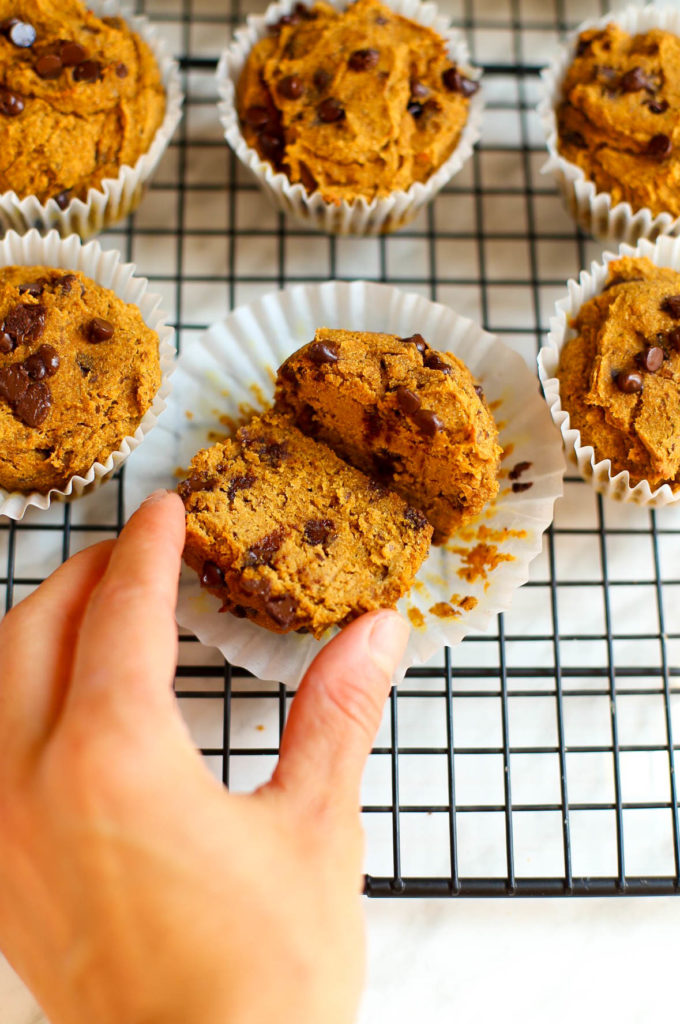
[2,0,680,897]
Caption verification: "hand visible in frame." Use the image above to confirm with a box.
[0,491,409,1024]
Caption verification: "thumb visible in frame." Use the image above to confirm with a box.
[268,610,409,815]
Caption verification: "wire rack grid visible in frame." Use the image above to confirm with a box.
[1,0,680,898]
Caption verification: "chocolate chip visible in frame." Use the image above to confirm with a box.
[259,131,284,164]
[277,74,304,99]
[36,53,63,79]
[509,460,532,481]
[87,317,114,343]
[308,341,339,364]
[442,67,479,97]
[413,408,443,436]
[303,518,336,545]
[619,66,650,93]
[57,273,79,294]
[635,345,664,373]
[279,359,298,384]
[0,363,29,404]
[424,351,452,373]
[400,332,427,353]
[313,68,331,91]
[0,332,13,354]
[60,41,88,66]
[407,101,424,118]
[15,379,50,427]
[317,97,345,123]
[512,481,533,494]
[615,370,643,394]
[244,530,283,567]
[227,472,255,503]
[0,88,25,117]
[404,507,428,530]
[8,21,36,47]
[53,189,72,210]
[396,386,421,414]
[348,48,379,71]
[264,593,297,628]
[647,133,672,159]
[662,295,680,319]
[244,104,272,128]
[647,98,669,114]
[73,59,102,83]
[18,282,43,297]
[669,326,680,351]
[3,303,46,344]
[410,79,428,100]
[200,561,224,588]
[258,441,288,467]
[115,62,128,78]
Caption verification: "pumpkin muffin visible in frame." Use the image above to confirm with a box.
[236,0,479,203]
[179,409,432,637]
[556,256,680,490]
[0,0,166,207]
[557,23,680,218]
[0,265,161,493]
[275,328,501,542]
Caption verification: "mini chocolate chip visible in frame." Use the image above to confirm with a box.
[308,341,339,364]
[9,21,36,47]
[563,129,587,149]
[0,363,29,404]
[60,41,88,66]
[669,326,680,351]
[400,332,427,353]
[277,74,304,99]
[442,67,479,96]
[348,48,379,71]
[0,88,24,117]
[375,13,388,24]
[73,59,102,83]
[0,332,13,354]
[619,66,650,93]
[244,530,283,567]
[200,561,224,588]
[396,386,421,414]
[424,351,452,373]
[512,481,533,494]
[57,273,79,294]
[410,79,428,99]
[303,518,336,545]
[647,133,672,159]
[259,131,284,163]
[3,303,46,344]
[407,101,423,118]
[404,506,428,530]
[39,344,59,376]
[615,370,643,394]
[413,408,443,436]
[115,62,128,78]
[317,97,345,123]
[15,379,51,427]
[636,345,664,373]
[18,282,43,297]
[257,442,288,467]
[36,53,63,79]
[53,189,72,210]
[662,295,680,319]
[474,384,484,398]
[264,593,297,627]
[244,104,272,128]
[227,472,255,503]
[509,461,532,481]
[313,68,331,91]
[647,98,669,114]
[279,359,298,384]
[88,317,114,343]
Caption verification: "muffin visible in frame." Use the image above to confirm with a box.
[0,265,161,493]
[0,0,171,222]
[275,328,501,541]
[556,256,680,491]
[180,409,432,637]
[236,0,478,204]
[556,23,680,220]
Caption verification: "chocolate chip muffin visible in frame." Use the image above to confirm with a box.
[180,410,432,637]
[0,0,165,207]
[0,266,161,493]
[236,0,479,203]
[557,256,680,490]
[557,23,680,218]
[275,328,501,542]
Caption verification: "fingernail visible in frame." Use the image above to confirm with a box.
[141,488,170,507]
[368,612,410,678]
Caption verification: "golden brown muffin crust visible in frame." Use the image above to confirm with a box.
[0,0,165,205]
[0,266,161,493]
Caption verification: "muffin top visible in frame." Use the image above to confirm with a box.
[236,0,478,203]
[557,256,680,490]
[557,24,680,217]
[0,0,166,206]
[0,265,161,493]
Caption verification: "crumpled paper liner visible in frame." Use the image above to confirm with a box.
[216,0,483,235]
[0,229,175,520]
[538,3,680,244]
[0,0,183,240]
[538,234,680,507]
[125,280,564,685]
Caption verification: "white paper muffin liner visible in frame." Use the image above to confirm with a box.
[124,281,564,686]
[0,0,183,240]
[0,229,175,520]
[216,0,483,235]
[538,235,680,507]
[538,4,680,244]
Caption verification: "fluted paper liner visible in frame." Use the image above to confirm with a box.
[125,281,564,686]
[0,229,175,520]
[538,4,680,244]
[538,235,680,507]
[0,0,183,240]
[216,0,483,236]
